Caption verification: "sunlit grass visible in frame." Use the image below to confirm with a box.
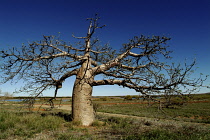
[97,114,210,140]
[0,109,65,139]
[98,102,210,123]
[0,94,210,139]
[1,104,210,140]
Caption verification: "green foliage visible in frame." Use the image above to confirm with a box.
[163,96,185,108]
[124,95,133,100]
[132,95,141,100]
[124,95,141,100]
[100,97,109,101]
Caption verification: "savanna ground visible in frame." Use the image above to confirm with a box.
[0,94,210,140]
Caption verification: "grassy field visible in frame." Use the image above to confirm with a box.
[0,94,210,139]
[97,101,210,124]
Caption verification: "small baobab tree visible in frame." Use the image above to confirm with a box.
[0,15,206,126]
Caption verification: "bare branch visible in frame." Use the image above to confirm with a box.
[91,79,168,91]
[72,34,87,39]
[92,50,130,74]
[59,69,78,83]
[120,62,154,70]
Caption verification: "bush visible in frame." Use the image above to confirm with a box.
[163,96,186,108]
[100,97,109,101]
[124,95,133,100]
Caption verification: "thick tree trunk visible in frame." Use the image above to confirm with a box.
[71,57,95,126]
[71,78,94,126]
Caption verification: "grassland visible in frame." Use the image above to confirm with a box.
[0,93,210,139]
[97,102,210,123]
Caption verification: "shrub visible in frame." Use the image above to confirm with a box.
[124,95,133,100]
[100,97,109,101]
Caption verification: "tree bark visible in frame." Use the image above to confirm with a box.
[71,59,95,126]
[72,79,94,126]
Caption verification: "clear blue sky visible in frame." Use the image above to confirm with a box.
[0,0,209,96]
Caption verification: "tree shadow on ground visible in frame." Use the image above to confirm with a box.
[41,112,72,122]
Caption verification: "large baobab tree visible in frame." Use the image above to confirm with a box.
[0,16,206,126]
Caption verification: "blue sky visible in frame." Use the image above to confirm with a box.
[0,0,209,96]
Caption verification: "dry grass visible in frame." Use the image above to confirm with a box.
[0,94,210,139]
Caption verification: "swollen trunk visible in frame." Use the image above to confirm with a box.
[71,78,95,126]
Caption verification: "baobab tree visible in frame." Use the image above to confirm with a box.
[0,16,206,126]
